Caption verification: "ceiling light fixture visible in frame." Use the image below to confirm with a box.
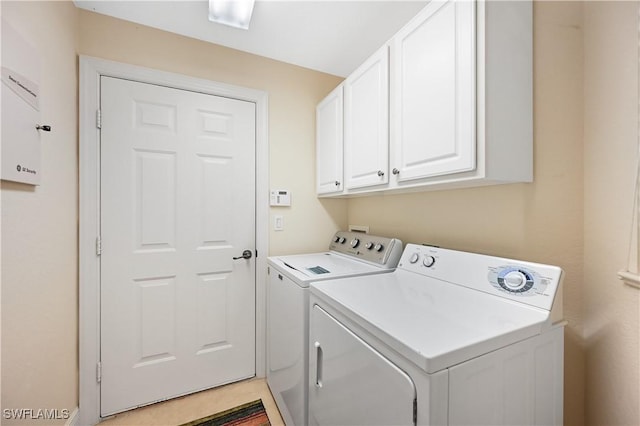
[208,0,256,30]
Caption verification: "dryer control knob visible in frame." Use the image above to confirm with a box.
[339,237,346,244]
[423,256,436,267]
[504,271,526,289]
[374,243,384,252]
[409,253,420,264]
[350,238,360,248]
[365,242,374,250]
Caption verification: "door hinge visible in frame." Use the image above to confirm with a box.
[96,362,102,383]
[413,398,417,425]
[96,236,102,256]
[96,109,102,129]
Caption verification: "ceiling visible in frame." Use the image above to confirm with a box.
[73,0,427,77]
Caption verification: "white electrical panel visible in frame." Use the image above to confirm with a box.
[270,189,291,206]
[1,19,43,186]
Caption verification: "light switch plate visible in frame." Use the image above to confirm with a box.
[274,215,284,231]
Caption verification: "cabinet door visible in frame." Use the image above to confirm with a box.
[391,0,475,182]
[344,45,389,189]
[309,305,416,426]
[316,85,344,194]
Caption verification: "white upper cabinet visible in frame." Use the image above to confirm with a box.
[390,0,475,182]
[316,0,533,197]
[344,45,389,190]
[316,85,344,195]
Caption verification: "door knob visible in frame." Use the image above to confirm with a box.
[233,250,253,260]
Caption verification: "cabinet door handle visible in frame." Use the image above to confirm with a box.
[377,170,385,177]
[392,168,400,175]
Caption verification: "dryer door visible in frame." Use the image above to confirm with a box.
[309,305,416,426]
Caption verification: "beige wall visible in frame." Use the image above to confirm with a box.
[583,2,640,425]
[346,2,586,424]
[1,1,79,424]
[77,10,347,256]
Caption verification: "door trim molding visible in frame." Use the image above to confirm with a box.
[78,55,269,426]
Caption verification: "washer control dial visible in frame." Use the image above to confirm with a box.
[423,256,436,268]
[374,243,384,252]
[339,237,346,244]
[365,242,374,250]
[350,238,360,248]
[409,253,420,264]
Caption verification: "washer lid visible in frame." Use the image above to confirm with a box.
[310,269,552,374]
[269,252,387,285]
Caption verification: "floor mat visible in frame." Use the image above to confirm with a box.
[180,399,270,426]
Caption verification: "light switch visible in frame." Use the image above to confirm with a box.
[274,215,284,231]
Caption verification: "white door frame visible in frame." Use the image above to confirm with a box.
[78,55,269,426]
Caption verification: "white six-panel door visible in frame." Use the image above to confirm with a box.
[100,76,256,415]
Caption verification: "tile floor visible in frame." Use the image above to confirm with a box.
[98,378,284,426]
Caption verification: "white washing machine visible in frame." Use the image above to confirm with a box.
[309,243,564,426]
[267,231,403,426]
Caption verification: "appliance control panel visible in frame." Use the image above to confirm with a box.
[398,244,563,311]
[329,231,403,268]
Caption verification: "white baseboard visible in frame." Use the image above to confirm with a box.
[66,407,79,426]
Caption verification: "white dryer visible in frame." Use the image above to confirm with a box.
[267,231,402,426]
[309,244,564,426]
